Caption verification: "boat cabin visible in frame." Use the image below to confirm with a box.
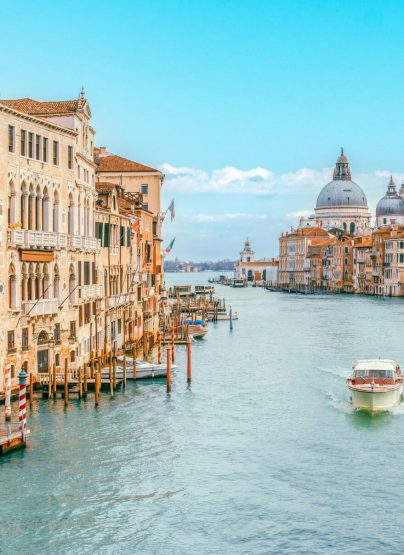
[351,359,401,385]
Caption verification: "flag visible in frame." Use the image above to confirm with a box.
[165,238,176,253]
[166,199,175,221]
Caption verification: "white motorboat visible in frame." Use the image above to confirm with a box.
[347,359,403,412]
[109,358,178,379]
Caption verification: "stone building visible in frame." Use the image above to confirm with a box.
[278,227,330,287]
[95,148,165,343]
[234,238,278,284]
[375,176,404,228]
[0,96,100,389]
[314,149,371,234]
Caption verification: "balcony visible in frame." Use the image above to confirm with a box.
[23,298,59,317]
[68,235,101,252]
[106,293,128,309]
[109,246,119,256]
[8,229,68,249]
[79,284,104,301]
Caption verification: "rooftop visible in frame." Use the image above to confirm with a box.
[95,148,160,173]
[0,97,87,116]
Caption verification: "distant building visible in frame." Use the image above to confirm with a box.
[375,176,404,227]
[234,239,278,284]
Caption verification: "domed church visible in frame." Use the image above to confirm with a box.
[314,149,371,235]
[375,176,404,227]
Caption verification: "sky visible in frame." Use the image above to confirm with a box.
[1,0,404,259]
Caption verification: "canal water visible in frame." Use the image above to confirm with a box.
[1,272,404,554]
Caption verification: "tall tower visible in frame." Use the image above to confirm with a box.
[240,238,255,263]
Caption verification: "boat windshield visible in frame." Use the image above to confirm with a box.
[355,369,395,379]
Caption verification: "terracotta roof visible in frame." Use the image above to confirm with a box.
[240,260,278,266]
[117,197,132,215]
[95,151,159,173]
[95,181,117,193]
[353,236,372,247]
[0,97,87,115]
[310,237,335,247]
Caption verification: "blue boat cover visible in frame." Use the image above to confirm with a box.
[185,319,205,326]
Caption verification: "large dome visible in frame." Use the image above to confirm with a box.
[316,179,368,208]
[376,176,404,216]
[316,149,368,209]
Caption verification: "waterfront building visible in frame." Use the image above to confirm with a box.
[0,96,100,390]
[314,149,371,234]
[375,176,404,228]
[380,227,404,296]
[234,239,278,284]
[278,227,330,287]
[95,182,143,353]
[352,235,373,294]
[95,148,164,344]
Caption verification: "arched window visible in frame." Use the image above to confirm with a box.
[28,184,35,230]
[20,181,28,229]
[42,187,49,231]
[69,264,76,303]
[344,270,349,280]
[37,330,49,345]
[343,222,347,231]
[350,222,355,234]
[53,189,60,232]
[8,180,17,225]
[35,185,42,231]
[8,264,17,309]
[55,353,60,367]
[68,193,75,235]
[247,269,253,282]
[70,350,76,362]
[54,264,60,300]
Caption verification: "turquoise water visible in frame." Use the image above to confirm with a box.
[2,272,404,554]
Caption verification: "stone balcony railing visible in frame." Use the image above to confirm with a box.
[23,298,59,317]
[106,293,128,309]
[68,235,101,252]
[8,229,68,249]
[78,284,104,301]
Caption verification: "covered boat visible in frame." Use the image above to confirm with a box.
[347,359,403,412]
[183,319,208,338]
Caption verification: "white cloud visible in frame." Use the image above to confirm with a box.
[193,213,268,223]
[286,210,313,219]
[161,162,333,195]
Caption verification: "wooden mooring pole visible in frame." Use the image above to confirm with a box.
[29,372,34,405]
[48,364,52,399]
[4,364,11,421]
[158,332,162,364]
[166,346,172,393]
[83,364,88,398]
[109,352,114,398]
[95,364,100,407]
[186,336,192,383]
[53,363,57,398]
[64,359,69,406]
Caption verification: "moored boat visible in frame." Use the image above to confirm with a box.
[183,319,208,338]
[347,359,403,412]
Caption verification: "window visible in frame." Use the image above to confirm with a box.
[78,165,81,179]
[78,261,82,286]
[141,184,149,194]
[400,242,404,249]
[400,254,404,264]
[7,331,15,353]
[120,226,125,246]
[84,303,91,324]
[344,247,349,254]
[68,146,73,169]
[22,328,29,350]
[54,323,61,344]
[84,262,90,285]
[21,129,27,156]
[383,218,387,225]
[344,258,348,265]
[35,135,41,160]
[104,223,110,247]
[96,222,103,240]
[8,125,15,152]
[28,132,34,158]
[143,203,149,211]
[53,141,59,165]
[69,321,76,339]
[127,227,130,246]
[70,350,76,363]
[118,318,122,335]
[43,137,48,162]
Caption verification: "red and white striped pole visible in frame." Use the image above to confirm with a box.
[4,364,11,422]
[18,369,27,440]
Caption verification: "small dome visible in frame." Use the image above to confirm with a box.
[316,149,368,209]
[376,176,404,216]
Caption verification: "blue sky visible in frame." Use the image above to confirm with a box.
[2,0,404,259]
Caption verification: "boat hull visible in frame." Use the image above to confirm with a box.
[348,384,403,412]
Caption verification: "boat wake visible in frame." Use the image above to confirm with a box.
[317,365,350,379]
[326,390,353,414]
